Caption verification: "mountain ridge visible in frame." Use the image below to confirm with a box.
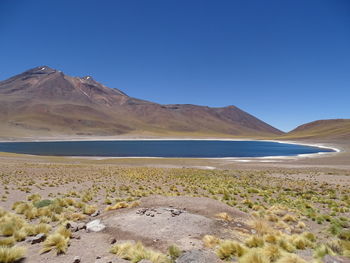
[0,66,284,138]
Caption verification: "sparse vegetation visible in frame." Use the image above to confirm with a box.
[0,161,349,262]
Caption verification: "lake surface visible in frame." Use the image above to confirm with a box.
[0,140,334,158]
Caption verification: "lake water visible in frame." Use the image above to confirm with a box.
[0,140,334,158]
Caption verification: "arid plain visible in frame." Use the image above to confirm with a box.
[0,136,349,263]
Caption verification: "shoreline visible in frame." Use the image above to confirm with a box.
[0,137,341,161]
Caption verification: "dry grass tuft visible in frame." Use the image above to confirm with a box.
[105,202,129,211]
[0,237,15,247]
[83,205,97,215]
[215,212,232,221]
[216,240,247,259]
[275,254,307,263]
[0,246,26,263]
[245,235,265,248]
[202,235,220,248]
[263,244,282,262]
[238,248,269,263]
[250,219,273,236]
[35,223,52,234]
[110,241,169,263]
[41,233,69,255]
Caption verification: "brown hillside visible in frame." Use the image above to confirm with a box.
[283,119,350,140]
[0,66,283,138]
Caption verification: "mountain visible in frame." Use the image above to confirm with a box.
[283,119,350,140]
[0,66,283,138]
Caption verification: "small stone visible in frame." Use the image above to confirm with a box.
[172,210,181,216]
[77,223,87,230]
[136,208,148,215]
[67,222,79,232]
[110,238,117,244]
[27,233,46,244]
[91,210,100,217]
[73,256,81,263]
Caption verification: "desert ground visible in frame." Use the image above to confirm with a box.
[0,138,349,263]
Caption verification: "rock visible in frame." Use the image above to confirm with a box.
[67,222,87,232]
[165,208,185,217]
[176,250,221,263]
[77,223,87,230]
[110,238,117,244]
[323,255,350,263]
[67,222,79,232]
[136,208,148,215]
[73,256,81,263]
[86,219,106,232]
[91,210,100,217]
[27,233,46,244]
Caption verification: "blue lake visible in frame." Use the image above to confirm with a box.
[0,140,334,158]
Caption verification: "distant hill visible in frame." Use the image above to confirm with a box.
[283,119,350,140]
[0,66,283,138]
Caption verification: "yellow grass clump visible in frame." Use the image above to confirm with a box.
[41,233,69,255]
[250,219,273,236]
[83,205,97,215]
[275,254,307,263]
[238,248,269,263]
[202,235,220,248]
[263,244,282,262]
[0,237,15,247]
[216,240,247,259]
[245,235,265,248]
[35,223,52,234]
[110,241,169,263]
[0,246,26,263]
[105,202,129,211]
[55,226,71,239]
[215,212,233,221]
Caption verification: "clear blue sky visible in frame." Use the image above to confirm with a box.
[1,0,349,132]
